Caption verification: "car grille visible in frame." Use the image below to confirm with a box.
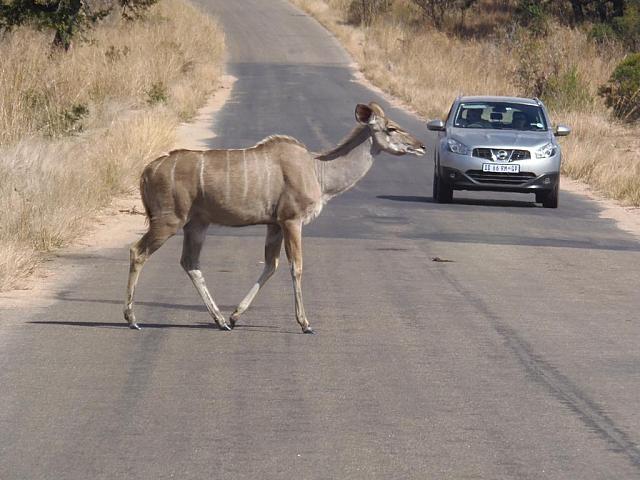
[466,170,537,185]
[472,148,531,161]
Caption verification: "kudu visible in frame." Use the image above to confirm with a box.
[124,102,425,333]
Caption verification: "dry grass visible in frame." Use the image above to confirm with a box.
[292,0,640,205]
[0,0,224,291]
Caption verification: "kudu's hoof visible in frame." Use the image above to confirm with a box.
[302,327,315,335]
[218,323,232,331]
[124,309,139,330]
[228,314,238,329]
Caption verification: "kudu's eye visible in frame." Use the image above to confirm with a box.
[387,127,397,132]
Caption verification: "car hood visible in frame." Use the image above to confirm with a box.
[450,128,552,148]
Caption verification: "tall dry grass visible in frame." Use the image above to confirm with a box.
[292,0,640,206]
[0,0,224,291]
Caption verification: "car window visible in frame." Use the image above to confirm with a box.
[453,102,548,131]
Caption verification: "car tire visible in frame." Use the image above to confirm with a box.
[541,183,559,209]
[433,164,453,203]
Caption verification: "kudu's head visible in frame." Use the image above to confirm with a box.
[355,102,425,156]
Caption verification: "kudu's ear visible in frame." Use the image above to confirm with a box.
[355,104,375,125]
[368,102,385,118]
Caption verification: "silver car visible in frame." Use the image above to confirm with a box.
[427,96,571,208]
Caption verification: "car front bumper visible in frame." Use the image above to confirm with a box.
[438,151,561,193]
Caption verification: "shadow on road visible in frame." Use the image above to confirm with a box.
[54,294,236,313]
[29,295,305,334]
[452,198,536,208]
[377,194,536,208]
[27,320,299,334]
[377,195,433,203]
[28,320,213,329]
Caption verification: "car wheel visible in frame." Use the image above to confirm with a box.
[433,164,453,203]
[542,183,559,209]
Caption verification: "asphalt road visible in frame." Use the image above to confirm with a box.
[2,1,640,478]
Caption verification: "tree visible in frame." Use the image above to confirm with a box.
[0,0,110,50]
[562,0,625,23]
[612,0,640,50]
[599,52,640,122]
[0,0,157,50]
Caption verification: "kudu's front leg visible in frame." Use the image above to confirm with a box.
[181,219,231,331]
[230,224,283,328]
[282,220,314,334]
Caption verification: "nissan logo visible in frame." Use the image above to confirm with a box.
[495,150,509,161]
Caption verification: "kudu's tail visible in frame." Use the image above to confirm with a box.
[139,171,152,223]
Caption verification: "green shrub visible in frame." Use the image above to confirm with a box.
[586,1,640,51]
[512,32,592,112]
[543,66,593,111]
[515,0,550,37]
[146,82,167,105]
[612,1,640,51]
[61,103,89,132]
[589,22,617,45]
[599,53,640,122]
[512,36,557,98]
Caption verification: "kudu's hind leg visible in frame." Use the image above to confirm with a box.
[282,220,313,334]
[124,218,181,329]
[181,219,231,331]
[229,224,283,328]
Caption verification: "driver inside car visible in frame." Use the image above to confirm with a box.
[465,108,490,128]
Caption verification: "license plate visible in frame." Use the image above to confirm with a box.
[482,163,520,173]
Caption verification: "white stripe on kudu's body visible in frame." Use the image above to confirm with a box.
[124,103,425,333]
[198,153,205,197]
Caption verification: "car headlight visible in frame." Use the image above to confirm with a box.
[447,138,471,155]
[535,142,556,159]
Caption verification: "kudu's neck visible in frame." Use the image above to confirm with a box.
[314,125,379,200]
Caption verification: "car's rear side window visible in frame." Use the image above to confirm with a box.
[453,102,548,131]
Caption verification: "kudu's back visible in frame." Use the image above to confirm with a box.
[140,136,321,227]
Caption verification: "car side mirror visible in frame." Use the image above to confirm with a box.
[555,124,571,136]
[427,119,446,131]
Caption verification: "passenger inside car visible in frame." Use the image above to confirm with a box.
[511,111,529,130]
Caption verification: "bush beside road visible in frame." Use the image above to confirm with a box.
[0,0,225,291]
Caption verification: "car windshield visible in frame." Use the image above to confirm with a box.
[453,102,548,131]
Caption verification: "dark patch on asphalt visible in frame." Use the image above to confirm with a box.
[431,257,454,262]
